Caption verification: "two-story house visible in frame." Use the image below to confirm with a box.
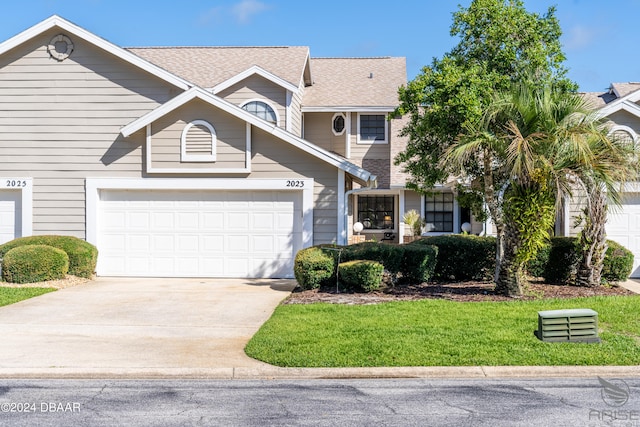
[0,16,483,279]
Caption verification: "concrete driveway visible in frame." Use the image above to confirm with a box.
[0,277,295,377]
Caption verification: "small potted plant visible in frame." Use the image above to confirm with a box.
[402,210,424,243]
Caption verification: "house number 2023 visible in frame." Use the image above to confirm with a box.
[286,180,304,188]
[5,180,27,188]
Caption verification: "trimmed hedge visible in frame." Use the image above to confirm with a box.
[341,242,404,276]
[293,242,438,290]
[0,235,97,278]
[527,237,633,284]
[409,235,496,281]
[338,260,384,292]
[293,246,335,290]
[401,245,438,284]
[2,245,69,284]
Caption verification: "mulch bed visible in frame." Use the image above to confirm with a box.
[284,279,636,305]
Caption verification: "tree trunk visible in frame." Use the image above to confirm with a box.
[575,187,608,287]
[495,221,524,296]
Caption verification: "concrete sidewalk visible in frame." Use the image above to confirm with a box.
[0,277,638,380]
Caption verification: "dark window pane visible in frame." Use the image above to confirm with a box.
[357,195,395,229]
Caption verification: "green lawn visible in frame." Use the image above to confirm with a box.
[245,296,640,367]
[0,287,55,308]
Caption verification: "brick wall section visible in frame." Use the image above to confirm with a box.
[362,158,390,188]
[389,114,411,187]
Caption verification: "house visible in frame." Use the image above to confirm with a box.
[569,84,640,278]
[0,15,487,279]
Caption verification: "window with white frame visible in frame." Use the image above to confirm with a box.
[181,120,216,162]
[425,193,454,232]
[332,113,346,136]
[358,114,387,143]
[242,100,278,124]
[357,195,394,230]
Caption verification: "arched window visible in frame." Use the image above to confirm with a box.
[181,120,216,162]
[241,100,278,125]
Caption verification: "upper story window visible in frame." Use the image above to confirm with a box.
[358,195,394,230]
[332,113,346,136]
[242,100,278,125]
[181,120,216,162]
[357,114,387,144]
[425,192,454,232]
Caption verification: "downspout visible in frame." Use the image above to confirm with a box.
[343,175,378,245]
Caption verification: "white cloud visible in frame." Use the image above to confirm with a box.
[197,7,224,26]
[231,0,270,24]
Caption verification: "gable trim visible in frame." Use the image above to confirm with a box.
[211,65,299,95]
[121,87,376,185]
[597,90,640,118]
[0,15,191,91]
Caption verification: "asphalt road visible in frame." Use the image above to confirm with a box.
[0,377,638,426]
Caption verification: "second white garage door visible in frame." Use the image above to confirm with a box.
[97,189,302,278]
[0,189,21,244]
[606,192,640,278]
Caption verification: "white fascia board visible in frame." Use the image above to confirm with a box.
[0,15,191,91]
[597,90,640,118]
[122,87,376,184]
[301,106,396,113]
[212,65,299,94]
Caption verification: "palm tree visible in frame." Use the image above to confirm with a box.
[444,82,637,296]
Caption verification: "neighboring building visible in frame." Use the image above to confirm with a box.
[575,84,640,278]
[0,16,484,278]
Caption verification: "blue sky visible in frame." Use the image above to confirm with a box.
[0,0,636,93]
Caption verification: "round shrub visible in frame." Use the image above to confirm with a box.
[602,240,634,283]
[294,247,336,290]
[338,260,384,292]
[2,245,69,284]
[410,235,496,281]
[0,235,97,278]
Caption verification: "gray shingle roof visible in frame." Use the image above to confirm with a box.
[126,46,311,89]
[581,82,640,108]
[304,57,406,108]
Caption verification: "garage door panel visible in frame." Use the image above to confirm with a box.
[0,190,21,244]
[607,193,640,278]
[97,189,301,278]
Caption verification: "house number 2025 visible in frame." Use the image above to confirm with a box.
[5,179,27,188]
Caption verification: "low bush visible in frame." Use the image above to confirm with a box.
[293,246,336,290]
[540,237,579,284]
[0,235,97,278]
[2,245,69,284]
[410,235,496,281]
[338,260,384,292]
[401,245,438,283]
[528,237,633,284]
[342,242,404,274]
[603,240,634,283]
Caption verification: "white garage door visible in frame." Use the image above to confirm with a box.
[0,190,21,244]
[97,189,302,278]
[606,193,640,278]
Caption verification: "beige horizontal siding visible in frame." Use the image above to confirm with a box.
[217,74,287,129]
[150,99,247,170]
[0,29,174,238]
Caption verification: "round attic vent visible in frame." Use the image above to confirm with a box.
[47,34,74,61]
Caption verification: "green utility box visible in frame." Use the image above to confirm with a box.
[535,309,600,343]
